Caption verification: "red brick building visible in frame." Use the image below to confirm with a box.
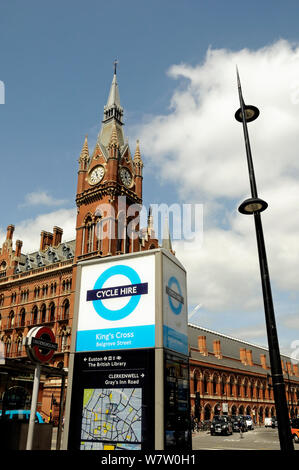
[189,324,299,424]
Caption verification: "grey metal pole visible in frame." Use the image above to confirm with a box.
[56,374,66,450]
[26,362,41,450]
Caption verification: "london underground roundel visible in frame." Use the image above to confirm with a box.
[25,326,57,364]
[167,276,183,315]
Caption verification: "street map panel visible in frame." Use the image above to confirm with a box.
[80,387,142,450]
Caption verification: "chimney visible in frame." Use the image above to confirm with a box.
[6,225,15,240]
[240,348,247,365]
[246,349,254,366]
[281,359,285,373]
[198,336,208,356]
[15,240,23,258]
[213,340,222,359]
[260,354,267,370]
[40,231,53,251]
[53,226,63,247]
[286,361,293,376]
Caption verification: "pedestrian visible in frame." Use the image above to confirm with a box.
[238,419,243,439]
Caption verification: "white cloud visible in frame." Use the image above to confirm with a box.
[19,191,68,208]
[0,208,76,254]
[137,40,299,324]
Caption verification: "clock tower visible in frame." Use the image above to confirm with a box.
[74,67,158,262]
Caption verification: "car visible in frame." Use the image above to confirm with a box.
[271,417,278,428]
[210,416,233,436]
[244,415,254,430]
[264,417,272,427]
[291,418,299,444]
[0,409,44,423]
[231,415,248,433]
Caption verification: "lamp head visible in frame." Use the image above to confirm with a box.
[235,105,260,123]
[238,197,268,214]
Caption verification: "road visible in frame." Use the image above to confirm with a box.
[52,426,298,451]
[192,426,298,451]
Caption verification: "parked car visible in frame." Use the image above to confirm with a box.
[0,409,44,423]
[291,418,299,443]
[231,415,248,433]
[210,416,233,436]
[271,417,278,428]
[264,417,272,427]
[244,415,254,430]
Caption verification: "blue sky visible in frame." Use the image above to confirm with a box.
[1,0,299,356]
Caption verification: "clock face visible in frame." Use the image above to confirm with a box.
[89,165,105,185]
[119,167,132,187]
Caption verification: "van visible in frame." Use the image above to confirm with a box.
[0,409,44,423]
[264,417,272,427]
[291,418,299,443]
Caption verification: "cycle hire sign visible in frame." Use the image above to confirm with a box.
[75,254,156,352]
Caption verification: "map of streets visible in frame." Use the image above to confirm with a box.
[80,388,142,450]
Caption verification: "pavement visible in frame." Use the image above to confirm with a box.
[192,426,298,451]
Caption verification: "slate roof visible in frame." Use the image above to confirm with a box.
[188,322,299,382]
[14,240,76,274]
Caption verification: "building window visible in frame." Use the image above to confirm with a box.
[20,308,26,327]
[49,302,55,322]
[41,304,46,323]
[0,294,4,307]
[203,373,209,394]
[6,338,11,356]
[62,299,70,319]
[8,310,14,328]
[42,285,48,297]
[32,306,38,325]
[16,336,23,356]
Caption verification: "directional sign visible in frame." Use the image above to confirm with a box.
[24,327,57,364]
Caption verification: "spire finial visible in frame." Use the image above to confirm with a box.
[114,59,118,76]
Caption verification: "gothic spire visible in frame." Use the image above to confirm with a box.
[97,63,125,150]
[103,61,123,124]
[133,139,143,166]
[162,218,173,252]
[78,135,89,168]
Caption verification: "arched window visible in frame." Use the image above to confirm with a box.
[212,374,218,395]
[41,304,46,323]
[8,310,14,328]
[229,376,234,396]
[236,377,241,397]
[220,375,227,396]
[20,308,26,327]
[16,335,23,356]
[62,299,70,319]
[49,302,55,322]
[32,305,38,325]
[6,337,12,356]
[85,216,93,253]
[203,372,209,394]
[244,378,249,397]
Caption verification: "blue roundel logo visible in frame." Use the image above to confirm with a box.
[167,276,183,315]
[92,265,142,321]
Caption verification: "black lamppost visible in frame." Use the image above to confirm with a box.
[235,68,294,451]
